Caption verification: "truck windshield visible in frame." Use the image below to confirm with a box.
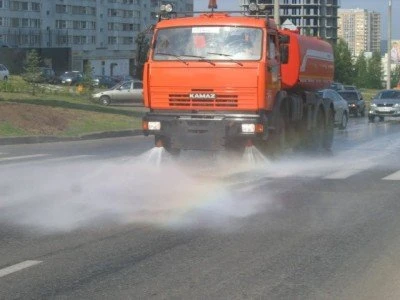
[153,26,262,61]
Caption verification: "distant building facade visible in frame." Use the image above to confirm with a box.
[0,0,193,76]
[338,8,381,57]
[247,0,339,43]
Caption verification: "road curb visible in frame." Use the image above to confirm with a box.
[0,129,143,145]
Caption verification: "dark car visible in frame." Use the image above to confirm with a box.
[93,75,118,88]
[38,67,57,84]
[368,89,400,122]
[318,89,349,130]
[111,75,134,84]
[59,71,83,85]
[338,90,365,117]
[330,82,345,91]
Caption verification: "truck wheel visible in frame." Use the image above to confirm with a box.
[309,108,325,153]
[266,113,287,157]
[323,108,334,151]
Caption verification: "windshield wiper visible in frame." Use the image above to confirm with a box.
[154,52,188,65]
[207,52,243,66]
[179,54,215,66]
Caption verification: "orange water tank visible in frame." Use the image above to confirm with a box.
[280,29,334,91]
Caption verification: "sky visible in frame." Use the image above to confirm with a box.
[193,0,400,39]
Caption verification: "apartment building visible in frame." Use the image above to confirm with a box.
[0,0,193,76]
[246,0,339,43]
[337,8,381,57]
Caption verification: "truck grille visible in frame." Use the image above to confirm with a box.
[169,91,238,108]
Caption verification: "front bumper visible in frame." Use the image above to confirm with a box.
[143,112,268,151]
[368,106,400,117]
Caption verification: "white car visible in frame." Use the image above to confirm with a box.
[92,80,143,105]
[0,64,9,80]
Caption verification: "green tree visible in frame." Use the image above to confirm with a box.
[22,49,41,95]
[81,60,94,92]
[366,51,383,89]
[333,39,354,85]
[135,32,150,80]
[353,52,368,88]
[390,64,400,88]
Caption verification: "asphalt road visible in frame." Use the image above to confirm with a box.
[1,117,400,299]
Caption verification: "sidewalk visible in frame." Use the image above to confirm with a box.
[0,129,143,145]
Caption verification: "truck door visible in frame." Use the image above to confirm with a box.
[266,31,281,108]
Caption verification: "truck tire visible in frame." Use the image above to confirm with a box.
[323,108,334,151]
[265,111,287,158]
[307,107,326,153]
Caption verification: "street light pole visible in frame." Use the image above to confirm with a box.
[387,0,392,89]
[274,0,280,27]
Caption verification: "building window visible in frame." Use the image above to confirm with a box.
[10,18,19,27]
[30,19,40,28]
[31,2,40,11]
[57,35,69,45]
[56,20,67,29]
[56,4,67,13]
[108,9,118,17]
[122,23,133,31]
[108,36,117,44]
[122,36,133,44]
[21,18,28,27]
[123,10,133,18]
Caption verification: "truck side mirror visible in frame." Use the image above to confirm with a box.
[280,45,289,64]
[279,35,290,44]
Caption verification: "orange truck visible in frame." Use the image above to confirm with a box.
[142,1,335,155]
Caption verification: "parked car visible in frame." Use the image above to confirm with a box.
[343,85,357,91]
[329,82,345,91]
[318,89,349,130]
[0,64,10,80]
[59,71,83,85]
[93,75,118,88]
[338,90,365,117]
[111,75,134,84]
[38,67,57,83]
[368,89,400,122]
[92,80,143,105]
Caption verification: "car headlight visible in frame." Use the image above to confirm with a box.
[394,103,400,107]
[370,103,377,107]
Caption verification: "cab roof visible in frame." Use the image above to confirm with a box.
[156,13,274,29]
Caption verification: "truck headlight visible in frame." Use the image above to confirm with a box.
[148,121,161,130]
[143,121,161,131]
[241,123,264,133]
[242,124,255,133]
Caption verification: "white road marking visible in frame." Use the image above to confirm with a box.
[0,155,95,168]
[0,154,48,162]
[383,170,400,181]
[0,260,42,278]
[43,155,93,162]
[324,163,375,179]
